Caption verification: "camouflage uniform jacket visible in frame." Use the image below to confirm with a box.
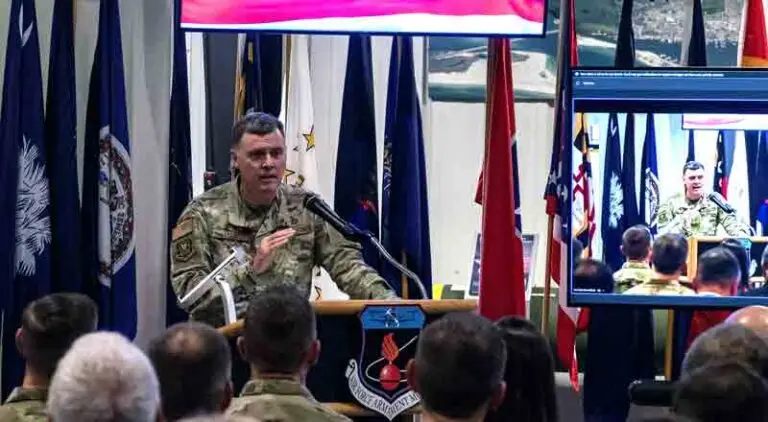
[171,181,397,326]
[613,261,655,294]
[0,387,47,422]
[657,193,751,237]
[227,377,352,422]
[624,278,696,296]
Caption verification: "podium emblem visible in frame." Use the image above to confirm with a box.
[345,305,424,420]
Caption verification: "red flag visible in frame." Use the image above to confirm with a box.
[740,0,768,67]
[477,38,526,320]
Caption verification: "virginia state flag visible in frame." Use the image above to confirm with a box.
[382,37,433,299]
[81,0,137,339]
[335,35,381,271]
[46,0,81,293]
[0,0,53,398]
[167,7,193,325]
[640,114,659,235]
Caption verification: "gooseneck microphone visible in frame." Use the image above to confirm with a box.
[303,194,429,299]
[708,191,735,214]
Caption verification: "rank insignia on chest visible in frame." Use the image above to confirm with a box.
[345,305,424,420]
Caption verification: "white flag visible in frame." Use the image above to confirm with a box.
[281,35,319,194]
[729,131,751,221]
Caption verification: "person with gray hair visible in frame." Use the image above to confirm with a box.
[47,332,161,422]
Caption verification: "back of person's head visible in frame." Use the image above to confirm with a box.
[674,360,768,422]
[727,306,768,339]
[652,234,688,275]
[682,323,768,378]
[17,293,97,380]
[695,247,741,295]
[407,312,506,421]
[622,225,653,261]
[572,239,584,262]
[239,285,318,375]
[149,322,233,421]
[574,258,615,293]
[721,239,752,290]
[485,316,557,422]
[48,332,160,422]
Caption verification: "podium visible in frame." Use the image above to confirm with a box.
[687,236,768,286]
[218,299,477,417]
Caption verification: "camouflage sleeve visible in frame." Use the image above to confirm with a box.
[657,199,688,236]
[314,218,398,300]
[170,208,220,323]
[720,209,752,237]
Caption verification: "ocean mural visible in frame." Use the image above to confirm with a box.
[428,0,744,102]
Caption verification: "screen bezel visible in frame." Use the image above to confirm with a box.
[567,66,768,310]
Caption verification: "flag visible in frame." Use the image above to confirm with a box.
[236,33,283,118]
[81,0,137,339]
[46,0,81,294]
[681,0,707,66]
[739,0,768,67]
[572,113,595,256]
[0,0,52,398]
[686,131,696,163]
[167,9,193,325]
[622,114,639,226]
[335,35,380,271]
[729,132,750,219]
[473,38,525,320]
[545,0,582,391]
[382,37,433,300]
[281,35,319,193]
[602,114,625,273]
[713,131,729,196]
[755,134,768,235]
[640,114,659,235]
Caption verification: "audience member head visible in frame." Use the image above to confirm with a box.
[621,225,653,263]
[238,285,319,379]
[682,161,705,201]
[694,247,740,296]
[16,293,97,383]
[572,238,584,262]
[149,322,233,421]
[725,305,768,339]
[673,360,768,422]
[485,316,557,422]
[682,323,768,379]
[406,312,506,422]
[652,234,688,276]
[573,258,615,293]
[721,238,752,291]
[48,332,161,422]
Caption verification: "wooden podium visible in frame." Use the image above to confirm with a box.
[217,299,477,417]
[687,236,768,286]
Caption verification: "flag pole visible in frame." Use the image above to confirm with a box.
[401,252,409,299]
[541,216,555,335]
[665,310,675,379]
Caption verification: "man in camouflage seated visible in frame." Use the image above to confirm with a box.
[613,225,655,293]
[0,293,97,422]
[624,233,695,296]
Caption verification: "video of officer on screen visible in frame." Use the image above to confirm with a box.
[567,68,768,308]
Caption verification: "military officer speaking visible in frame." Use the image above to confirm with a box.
[657,161,752,238]
[171,113,397,327]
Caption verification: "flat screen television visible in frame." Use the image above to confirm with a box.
[567,67,768,309]
[179,0,548,37]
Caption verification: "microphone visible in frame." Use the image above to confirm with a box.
[303,193,429,299]
[304,194,365,240]
[708,192,736,214]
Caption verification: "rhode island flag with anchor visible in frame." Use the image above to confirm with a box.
[346,305,424,420]
[81,0,137,338]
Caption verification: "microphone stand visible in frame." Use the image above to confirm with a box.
[346,227,429,300]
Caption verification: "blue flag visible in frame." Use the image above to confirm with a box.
[684,0,708,67]
[46,0,82,293]
[167,10,193,325]
[0,0,52,398]
[640,114,659,235]
[238,33,283,117]
[755,133,768,234]
[334,35,380,271]
[686,131,696,163]
[622,114,639,226]
[382,37,432,299]
[81,0,137,339]
[602,114,625,273]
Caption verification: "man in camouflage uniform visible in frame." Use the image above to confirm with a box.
[171,113,396,327]
[625,234,695,296]
[657,161,751,237]
[227,286,351,422]
[613,225,656,293]
[0,294,97,422]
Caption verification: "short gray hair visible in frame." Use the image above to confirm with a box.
[48,332,160,422]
